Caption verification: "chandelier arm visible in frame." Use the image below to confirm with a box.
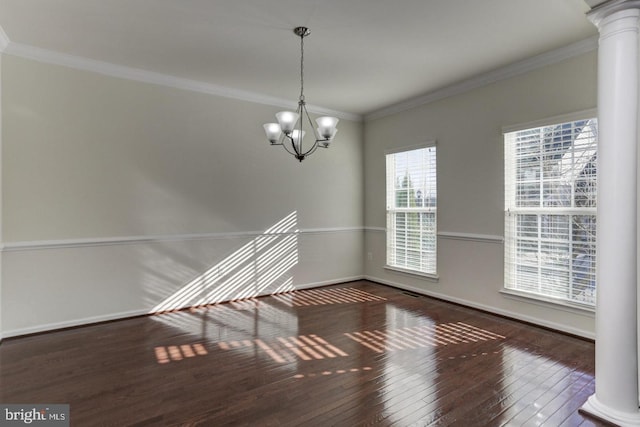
[295,105,319,157]
[302,141,320,158]
[280,135,299,157]
[291,103,306,157]
[302,103,321,141]
[313,137,329,149]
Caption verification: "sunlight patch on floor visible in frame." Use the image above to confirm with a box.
[154,343,208,364]
[272,287,386,307]
[345,322,506,353]
[218,334,348,364]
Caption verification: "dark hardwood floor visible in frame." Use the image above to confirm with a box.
[0,281,608,426]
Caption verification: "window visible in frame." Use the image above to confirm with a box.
[504,116,597,306]
[386,145,437,275]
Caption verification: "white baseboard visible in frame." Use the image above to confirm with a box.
[294,276,365,291]
[5,274,593,341]
[2,308,149,339]
[1,275,366,339]
[363,275,595,340]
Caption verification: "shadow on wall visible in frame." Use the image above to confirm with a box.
[150,211,299,313]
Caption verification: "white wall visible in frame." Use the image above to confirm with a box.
[1,55,364,336]
[0,48,601,339]
[364,51,598,338]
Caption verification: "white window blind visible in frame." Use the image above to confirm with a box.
[386,146,437,275]
[504,118,597,306]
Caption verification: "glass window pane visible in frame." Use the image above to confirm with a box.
[386,146,437,275]
[505,118,597,306]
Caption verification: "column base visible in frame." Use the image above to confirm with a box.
[580,395,640,426]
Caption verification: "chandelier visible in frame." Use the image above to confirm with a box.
[263,27,339,162]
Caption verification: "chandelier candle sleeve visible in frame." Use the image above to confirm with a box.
[262,26,339,162]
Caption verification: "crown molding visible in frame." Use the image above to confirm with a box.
[365,35,599,121]
[0,25,9,53]
[2,40,361,122]
[0,31,599,124]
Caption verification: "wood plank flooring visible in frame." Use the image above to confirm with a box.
[0,281,609,426]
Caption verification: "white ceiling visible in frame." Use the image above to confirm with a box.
[0,0,597,117]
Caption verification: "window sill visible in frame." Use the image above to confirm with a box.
[384,265,439,282]
[500,288,595,316]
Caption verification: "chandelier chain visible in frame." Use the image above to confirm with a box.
[299,34,305,102]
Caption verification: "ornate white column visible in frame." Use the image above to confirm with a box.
[581,1,640,425]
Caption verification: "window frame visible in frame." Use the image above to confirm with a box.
[502,109,597,311]
[385,142,438,279]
